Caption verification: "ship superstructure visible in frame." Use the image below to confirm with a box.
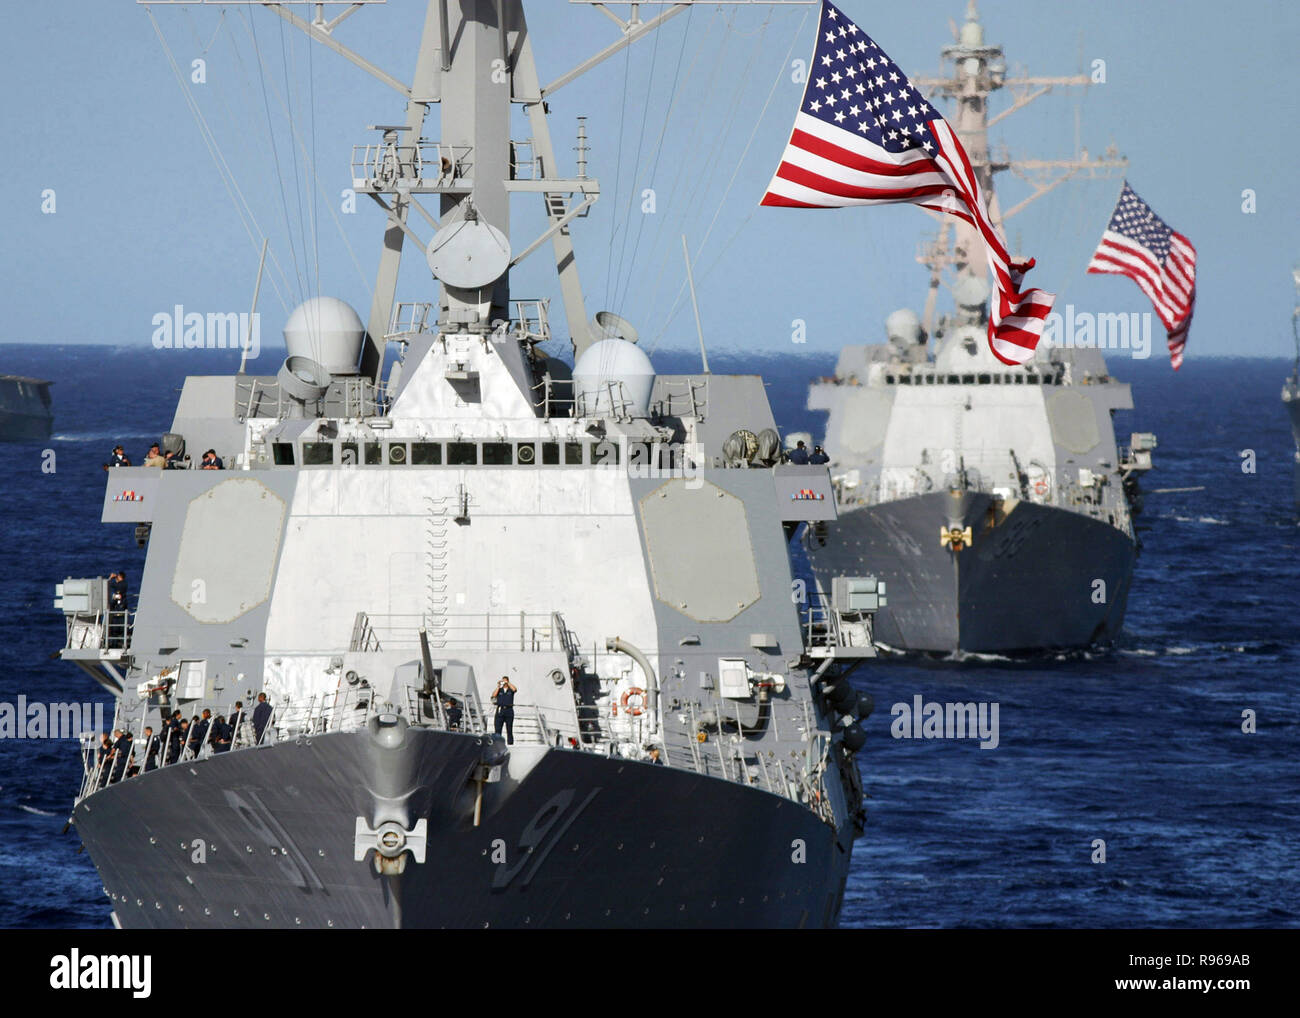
[55,0,876,928]
[802,2,1157,654]
[0,374,52,441]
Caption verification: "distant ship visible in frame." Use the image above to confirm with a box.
[0,374,52,442]
[802,3,1156,655]
[1285,265,1300,508]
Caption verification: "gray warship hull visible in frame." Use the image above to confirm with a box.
[76,728,850,929]
[0,376,53,442]
[0,409,51,441]
[806,491,1136,654]
[1286,384,1300,507]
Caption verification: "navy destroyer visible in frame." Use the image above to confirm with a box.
[1285,265,1300,508]
[800,3,1156,654]
[54,0,878,929]
[0,374,52,441]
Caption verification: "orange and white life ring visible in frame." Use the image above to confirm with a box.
[619,687,646,717]
[1033,478,1048,496]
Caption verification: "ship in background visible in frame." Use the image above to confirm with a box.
[801,2,1157,655]
[1284,265,1300,508]
[54,0,877,929]
[0,374,52,441]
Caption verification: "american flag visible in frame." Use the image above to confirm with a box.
[1086,181,1197,370]
[761,0,1054,366]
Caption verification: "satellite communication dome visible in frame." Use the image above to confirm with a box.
[885,308,924,348]
[954,275,991,310]
[572,339,655,418]
[283,297,365,376]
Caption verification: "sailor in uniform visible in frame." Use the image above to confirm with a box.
[491,677,517,745]
[102,445,131,470]
[252,693,273,745]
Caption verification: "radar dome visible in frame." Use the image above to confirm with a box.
[954,275,991,310]
[885,309,924,348]
[283,297,365,376]
[572,339,655,418]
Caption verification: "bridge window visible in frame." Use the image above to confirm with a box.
[542,441,560,465]
[411,442,442,465]
[593,440,619,466]
[364,442,383,464]
[272,442,295,465]
[302,442,334,465]
[565,442,584,465]
[517,442,537,465]
[341,441,358,465]
[483,442,513,465]
[447,442,477,465]
[387,442,408,465]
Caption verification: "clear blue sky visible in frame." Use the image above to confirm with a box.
[1,1,1295,360]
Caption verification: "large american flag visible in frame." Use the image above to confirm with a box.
[1086,182,1197,370]
[761,0,1054,366]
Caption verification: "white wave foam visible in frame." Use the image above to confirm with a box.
[53,432,157,444]
[18,805,57,817]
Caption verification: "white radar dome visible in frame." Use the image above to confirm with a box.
[885,308,923,347]
[573,339,656,419]
[954,275,991,310]
[283,297,365,376]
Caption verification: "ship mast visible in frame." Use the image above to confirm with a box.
[911,0,1127,335]
[148,1,809,378]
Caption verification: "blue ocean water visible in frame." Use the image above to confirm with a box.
[0,345,1295,928]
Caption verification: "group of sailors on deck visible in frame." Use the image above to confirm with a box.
[787,440,829,465]
[102,441,223,471]
[88,693,273,789]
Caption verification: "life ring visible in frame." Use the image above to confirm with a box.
[1033,478,1048,496]
[620,687,646,717]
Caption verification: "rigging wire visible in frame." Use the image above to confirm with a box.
[630,7,729,334]
[178,7,299,313]
[227,12,371,296]
[647,6,804,352]
[279,15,313,313]
[307,18,321,309]
[607,12,665,316]
[248,10,307,306]
[611,4,695,315]
[602,44,635,313]
[145,7,293,316]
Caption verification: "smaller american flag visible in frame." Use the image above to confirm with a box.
[1087,182,1197,370]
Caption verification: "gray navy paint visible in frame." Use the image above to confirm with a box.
[800,4,1154,655]
[57,1,874,929]
[0,375,52,442]
[1284,269,1300,508]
